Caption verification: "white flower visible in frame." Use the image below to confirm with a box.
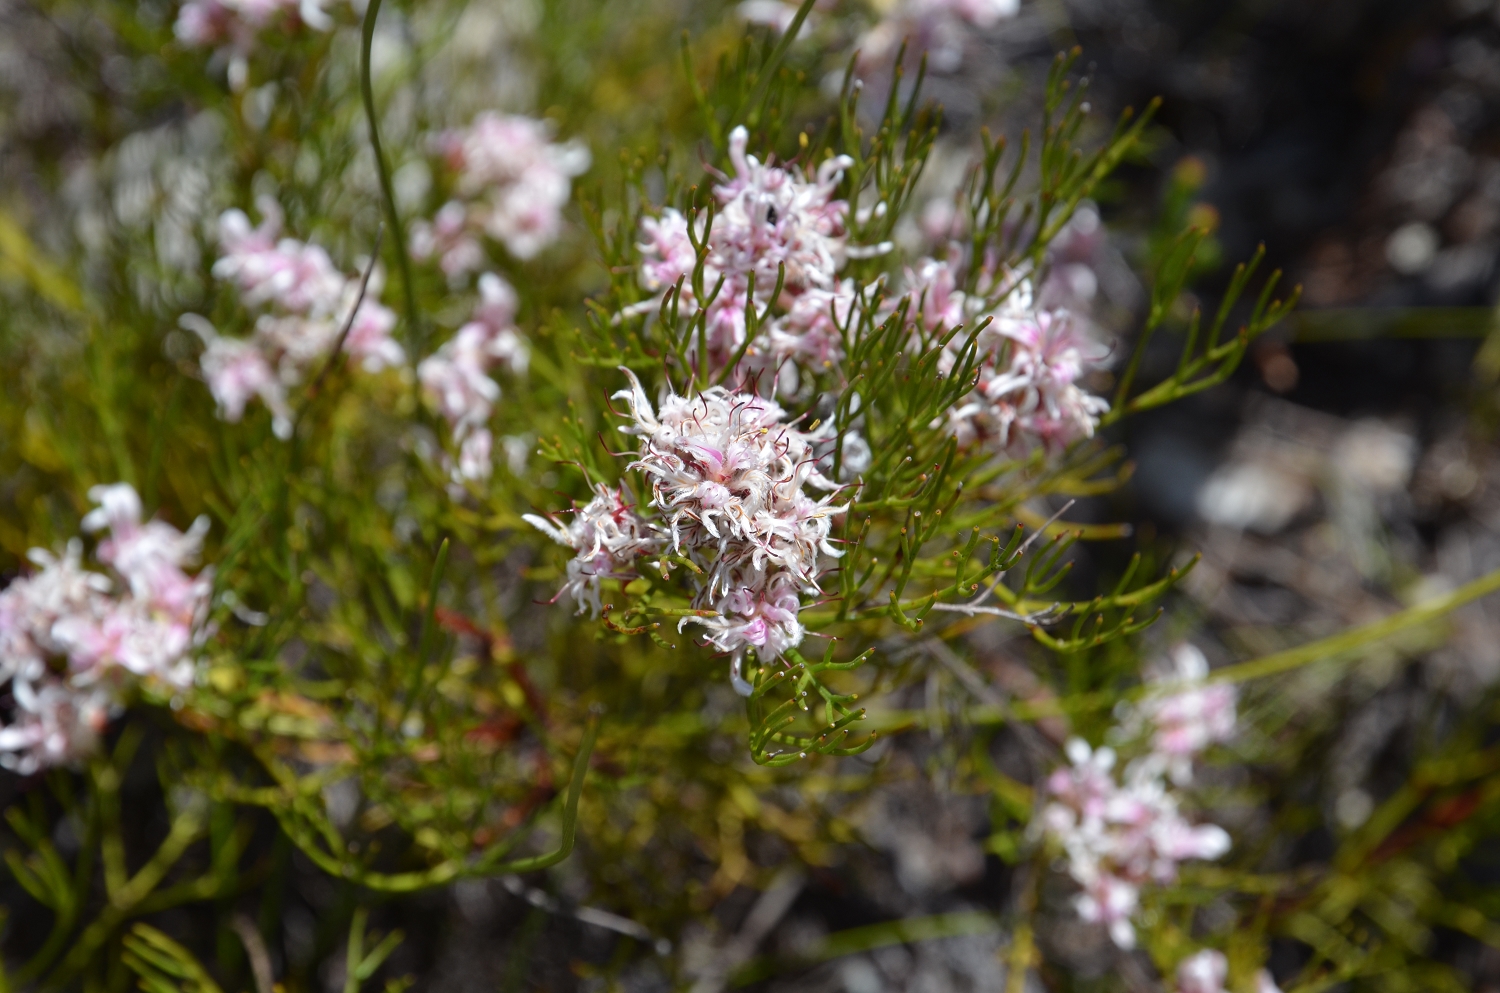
[84,486,210,621]
[175,0,334,50]
[213,198,345,316]
[1176,950,1228,993]
[612,369,842,576]
[901,257,969,337]
[409,201,486,280]
[456,430,494,486]
[1075,873,1141,950]
[0,541,109,688]
[687,569,805,694]
[715,126,853,296]
[524,484,660,616]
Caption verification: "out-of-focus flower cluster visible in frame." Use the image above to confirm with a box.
[527,370,845,692]
[187,196,404,440]
[1174,949,1284,993]
[417,272,528,484]
[635,126,871,385]
[738,0,1018,74]
[410,112,590,273]
[893,259,1111,457]
[175,0,337,88]
[0,485,211,774]
[1040,644,1237,950]
[858,0,1020,73]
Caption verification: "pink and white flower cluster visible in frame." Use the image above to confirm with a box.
[0,485,211,774]
[410,113,591,272]
[175,0,335,87]
[418,273,529,484]
[527,370,845,693]
[1041,737,1232,950]
[1041,646,1241,951]
[188,197,404,440]
[896,260,1110,457]
[1130,643,1239,786]
[635,126,866,379]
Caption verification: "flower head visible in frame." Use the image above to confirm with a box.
[612,369,842,570]
[530,369,846,691]
[175,0,335,88]
[914,270,1111,457]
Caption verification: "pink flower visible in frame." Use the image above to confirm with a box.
[214,200,344,315]
[1075,874,1141,951]
[690,570,806,693]
[930,274,1111,457]
[342,298,405,373]
[420,326,503,432]
[639,209,698,295]
[714,126,852,296]
[193,198,406,437]
[175,1,237,46]
[457,429,494,487]
[175,0,334,50]
[532,368,847,692]
[612,368,842,568]
[901,258,969,336]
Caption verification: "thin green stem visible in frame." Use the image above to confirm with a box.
[360,0,421,352]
